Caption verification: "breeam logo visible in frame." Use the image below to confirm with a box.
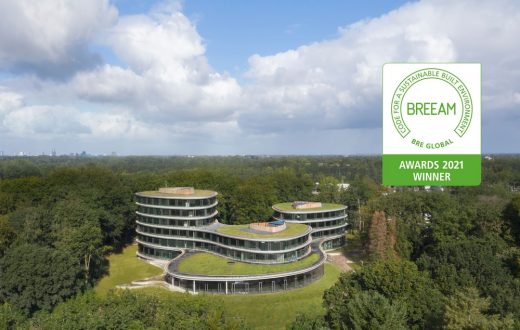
[391,68,473,148]
[383,63,481,186]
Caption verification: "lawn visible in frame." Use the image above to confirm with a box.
[216,222,309,238]
[177,251,320,275]
[139,263,342,330]
[220,263,341,329]
[96,245,344,329]
[95,244,164,296]
[272,202,345,212]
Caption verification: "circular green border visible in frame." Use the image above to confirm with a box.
[390,68,473,139]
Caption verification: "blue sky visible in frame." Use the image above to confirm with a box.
[113,1,411,75]
[181,1,412,75]
[0,0,519,155]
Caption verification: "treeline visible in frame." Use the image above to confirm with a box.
[0,158,377,324]
[1,155,520,329]
[1,154,519,185]
[1,291,245,329]
[0,166,135,316]
[0,155,382,182]
[291,189,520,329]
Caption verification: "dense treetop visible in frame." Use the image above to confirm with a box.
[0,155,519,329]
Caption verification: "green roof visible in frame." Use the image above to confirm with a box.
[136,189,216,198]
[272,202,346,212]
[177,252,320,275]
[215,222,309,239]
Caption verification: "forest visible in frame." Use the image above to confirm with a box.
[0,155,519,329]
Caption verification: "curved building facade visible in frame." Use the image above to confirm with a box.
[135,188,347,294]
[164,241,326,294]
[135,187,312,264]
[272,201,348,250]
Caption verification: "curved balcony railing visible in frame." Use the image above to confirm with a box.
[136,229,313,254]
[136,211,219,222]
[164,239,327,282]
[135,200,219,210]
[136,239,312,264]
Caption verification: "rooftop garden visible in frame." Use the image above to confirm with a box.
[273,202,345,212]
[137,189,216,198]
[177,252,320,275]
[216,222,309,239]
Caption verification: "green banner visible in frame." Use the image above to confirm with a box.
[383,154,481,186]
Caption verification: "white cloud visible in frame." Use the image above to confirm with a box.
[240,0,520,135]
[0,87,161,140]
[1,0,520,154]
[72,4,242,124]
[2,105,90,136]
[0,0,117,78]
[0,88,24,115]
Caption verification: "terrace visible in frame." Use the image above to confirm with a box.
[176,251,321,276]
[273,202,346,212]
[215,222,309,239]
[136,188,217,198]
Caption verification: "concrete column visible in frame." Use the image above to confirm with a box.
[193,280,196,293]
[225,281,228,294]
[171,277,174,287]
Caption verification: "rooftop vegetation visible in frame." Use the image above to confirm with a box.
[216,222,309,239]
[273,202,346,212]
[177,251,320,275]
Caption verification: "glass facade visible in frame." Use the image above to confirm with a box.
[273,209,346,220]
[135,192,312,264]
[137,206,217,217]
[138,244,181,259]
[321,236,346,250]
[165,264,324,294]
[273,206,348,249]
[137,235,310,263]
[137,214,216,227]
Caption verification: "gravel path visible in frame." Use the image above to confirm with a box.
[326,252,354,272]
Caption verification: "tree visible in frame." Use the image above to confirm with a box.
[0,244,84,315]
[366,211,397,260]
[505,195,520,246]
[7,206,53,247]
[444,287,514,330]
[52,197,105,284]
[30,291,246,330]
[416,238,520,316]
[340,291,407,330]
[288,313,328,330]
[0,303,27,330]
[230,177,277,224]
[316,176,340,203]
[324,259,444,330]
[0,217,15,258]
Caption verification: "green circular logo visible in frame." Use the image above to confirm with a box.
[390,68,473,149]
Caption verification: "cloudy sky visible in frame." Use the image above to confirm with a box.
[0,0,519,155]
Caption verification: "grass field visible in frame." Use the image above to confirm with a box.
[216,222,308,238]
[220,263,341,329]
[177,251,320,275]
[138,263,341,330]
[95,244,345,329]
[95,244,163,296]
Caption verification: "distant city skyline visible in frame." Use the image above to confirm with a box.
[0,0,519,155]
